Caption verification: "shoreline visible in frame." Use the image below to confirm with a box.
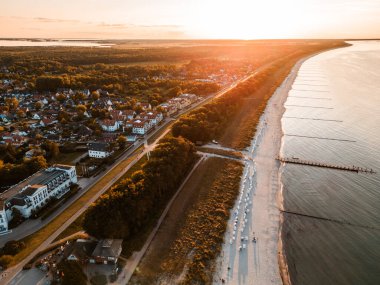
[213,44,348,284]
[277,44,351,285]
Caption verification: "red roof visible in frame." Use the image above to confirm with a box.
[101,119,117,127]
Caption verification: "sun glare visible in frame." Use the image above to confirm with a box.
[183,0,316,39]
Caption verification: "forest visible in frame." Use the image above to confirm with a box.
[0,40,341,101]
[171,65,277,144]
[82,136,198,239]
[0,156,47,189]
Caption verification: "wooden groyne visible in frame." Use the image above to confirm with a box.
[280,210,380,231]
[285,105,334,109]
[283,116,342,122]
[292,89,329,93]
[277,156,376,174]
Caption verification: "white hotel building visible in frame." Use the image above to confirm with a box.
[0,164,77,233]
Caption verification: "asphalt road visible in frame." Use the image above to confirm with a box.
[1,71,258,285]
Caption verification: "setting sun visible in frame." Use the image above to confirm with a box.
[1,0,380,39]
[0,1,380,285]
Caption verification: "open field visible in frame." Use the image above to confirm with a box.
[129,157,243,284]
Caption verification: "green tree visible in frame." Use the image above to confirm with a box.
[117,135,127,149]
[16,109,26,118]
[58,261,87,285]
[5,98,19,110]
[34,101,43,111]
[83,136,197,239]
[36,76,64,92]
[76,104,87,113]
[56,93,66,102]
[0,255,13,269]
[25,155,47,173]
[2,240,26,256]
[91,91,100,101]
[11,208,24,226]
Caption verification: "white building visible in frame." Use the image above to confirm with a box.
[140,111,163,126]
[88,142,112,158]
[100,119,119,132]
[132,120,150,135]
[0,165,77,233]
[168,97,191,110]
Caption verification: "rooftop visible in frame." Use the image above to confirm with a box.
[88,142,110,152]
[92,239,123,258]
[0,165,73,202]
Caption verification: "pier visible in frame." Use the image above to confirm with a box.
[277,156,376,174]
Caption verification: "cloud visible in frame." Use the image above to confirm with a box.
[97,22,183,30]
[33,17,80,23]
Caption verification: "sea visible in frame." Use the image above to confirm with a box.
[0,39,113,47]
[280,41,380,285]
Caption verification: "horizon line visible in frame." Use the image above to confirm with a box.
[1,37,380,41]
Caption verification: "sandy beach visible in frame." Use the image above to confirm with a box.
[213,58,307,285]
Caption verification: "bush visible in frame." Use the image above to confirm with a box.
[90,274,108,285]
[0,255,13,269]
[58,260,87,285]
[2,240,26,256]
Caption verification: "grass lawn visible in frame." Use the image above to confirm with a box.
[90,274,108,285]
[53,213,86,242]
[10,151,140,267]
[49,151,85,165]
[147,121,175,145]
[115,155,148,184]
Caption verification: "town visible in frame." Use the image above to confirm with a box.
[0,45,254,284]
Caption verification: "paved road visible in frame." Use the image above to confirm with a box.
[2,122,172,285]
[0,118,174,248]
[2,70,261,285]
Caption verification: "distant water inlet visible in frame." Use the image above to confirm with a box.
[280,41,380,285]
[0,39,113,47]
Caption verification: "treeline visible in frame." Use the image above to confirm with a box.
[82,136,198,238]
[172,100,239,143]
[171,64,289,145]
[36,76,64,92]
[0,156,47,189]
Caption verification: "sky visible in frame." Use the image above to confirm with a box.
[1,0,380,39]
